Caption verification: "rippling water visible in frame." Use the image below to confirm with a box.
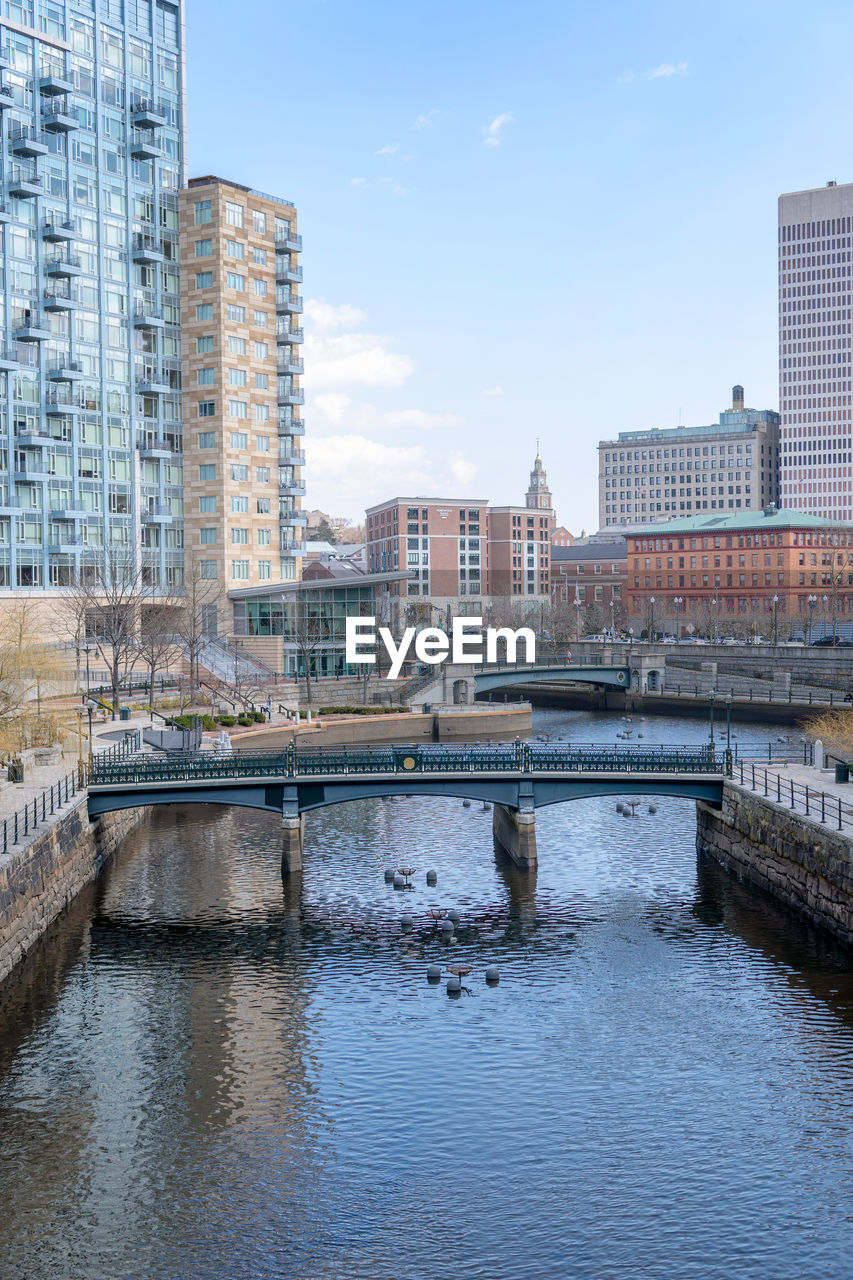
[2,709,853,1280]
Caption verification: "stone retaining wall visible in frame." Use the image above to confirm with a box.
[696,782,853,944]
[0,799,148,987]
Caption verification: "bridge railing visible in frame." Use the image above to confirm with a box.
[735,758,853,833]
[88,740,731,787]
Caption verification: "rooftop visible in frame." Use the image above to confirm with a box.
[627,508,846,536]
[187,174,295,209]
[552,538,627,562]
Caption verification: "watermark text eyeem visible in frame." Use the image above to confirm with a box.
[345,616,535,679]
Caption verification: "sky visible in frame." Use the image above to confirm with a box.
[185,0,853,531]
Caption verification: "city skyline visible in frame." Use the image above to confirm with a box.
[186,0,853,530]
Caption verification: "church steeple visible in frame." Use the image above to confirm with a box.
[526,442,553,516]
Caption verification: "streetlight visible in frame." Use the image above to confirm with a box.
[725,696,732,772]
[674,595,683,640]
[711,597,718,643]
[85,698,96,764]
[823,594,829,644]
[808,593,817,645]
[574,596,582,644]
[628,627,634,647]
[771,594,779,648]
[609,598,615,639]
[709,693,715,751]
[649,595,655,643]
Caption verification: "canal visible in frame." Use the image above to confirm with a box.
[2,709,853,1279]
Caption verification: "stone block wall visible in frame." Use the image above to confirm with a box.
[0,799,148,987]
[697,782,853,944]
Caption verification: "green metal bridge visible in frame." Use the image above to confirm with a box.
[87,742,731,821]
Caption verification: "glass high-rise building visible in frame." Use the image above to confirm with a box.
[0,0,184,599]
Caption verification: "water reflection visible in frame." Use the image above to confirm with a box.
[0,709,852,1280]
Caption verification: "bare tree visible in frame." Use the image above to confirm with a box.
[174,562,222,693]
[134,597,182,714]
[290,596,330,704]
[61,550,144,717]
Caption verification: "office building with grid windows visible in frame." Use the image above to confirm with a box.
[179,175,304,616]
[0,0,185,603]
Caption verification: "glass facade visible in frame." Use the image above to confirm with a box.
[232,584,377,677]
[0,0,184,590]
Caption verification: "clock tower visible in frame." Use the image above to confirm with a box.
[525,443,554,517]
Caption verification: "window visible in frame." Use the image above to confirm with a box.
[194,200,211,225]
[230,496,248,513]
[258,560,271,579]
[256,466,270,483]
[200,560,217,578]
[253,248,267,265]
[225,201,244,228]
[199,464,216,481]
[228,336,246,355]
[255,404,269,421]
[225,239,244,259]
[197,400,215,417]
[253,279,267,297]
[255,435,269,452]
[227,304,246,324]
[254,373,268,390]
[231,528,249,545]
[196,303,213,321]
[200,496,216,513]
[195,238,212,257]
[199,527,216,544]
[253,310,267,327]
[228,368,247,387]
[230,464,248,481]
[197,368,214,385]
[197,432,215,448]
[254,341,269,359]
[258,528,271,545]
[257,498,270,514]
[228,400,247,418]
[196,336,214,353]
[195,271,213,289]
[229,431,247,449]
[252,209,266,234]
[226,272,245,291]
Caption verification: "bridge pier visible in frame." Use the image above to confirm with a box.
[281,815,305,875]
[492,803,537,870]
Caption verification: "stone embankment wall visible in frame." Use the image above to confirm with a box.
[0,799,147,986]
[697,783,853,944]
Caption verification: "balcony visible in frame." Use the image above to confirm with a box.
[279,449,306,466]
[131,98,167,129]
[130,129,163,161]
[10,127,49,158]
[0,203,11,224]
[15,314,52,340]
[275,262,303,284]
[16,428,52,447]
[279,480,306,498]
[49,506,84,521]
[136,438,172,459]
[45,254,82,278]
[132,233,165,265]
[275,228,302,251]
[45,391,82,415]
[135,365,171,394]
[276,292,303,314]
[39,69,74,96]
[0,347,19,371]
[42,100,78,132]
[0,84,14,111]
[278,385,304,406]
[43,289,76,312]
[281,511,308,528]
[141,505,173,523]
[277,352,304,375]
[279,536,304,554]
[132,302,165,330]
[281,417,305,435]
[279,326,303,344]
[9,173,43,199]
[42,219,74,242]
[47,361,84,381]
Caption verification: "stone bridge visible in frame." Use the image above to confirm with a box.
[404,657,666,707]
[87,741,727,872]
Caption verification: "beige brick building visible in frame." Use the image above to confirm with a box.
[179,176,305,628]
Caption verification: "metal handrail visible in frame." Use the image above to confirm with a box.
[735,758,853,833]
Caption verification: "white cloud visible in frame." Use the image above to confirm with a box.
[646,61,688,79]
[307,435,477,513]
[375,144,399,155]
[349,175,412,197]
[413,108,441,131]
[313,392,351,425]
[482,385,504,397]
[449,453,478,488]
[483,111,512,147]
[305,300,368,334]
[304,298,412,391]
[384,409,464,430]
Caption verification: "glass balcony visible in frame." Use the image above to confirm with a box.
[136,438,173,459]
[42,219,74,241]
[43,289,77,312]
[279,536,304,553]
[10,127,49,158]
[130,129,163,161]
[45,254,82,278]
[275,262,303,284]
[0,347,19,371]
[0,84,14,111]
[132,233,165,265]
[275,227,302,251]
[9,173,43,198]
[39,69,74,96]
[280,417,305,435]
[278,385,304,406]
[276,292,303,313]
[15,426,52,445]
[45,393,81,416]
[42,100,78,132]
[15,314,52,340]
[132,301,165,329]
[131,98,167,129]
[279,481,306,498]
[47,360,84,381]
[141,505,173,523]
[279,326,303,344]
[135,365,170,394]
[277,352,304,375]
[278,449,306,466]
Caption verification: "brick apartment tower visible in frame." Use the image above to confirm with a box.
[779,180,853,519]
[180,176,305,626]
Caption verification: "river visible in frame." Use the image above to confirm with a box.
[1,708,853,1279]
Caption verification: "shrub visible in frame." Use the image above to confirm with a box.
[249,709,266,722]
[201,715,217,731]
[216,714,237,727]
[318,705,406,716]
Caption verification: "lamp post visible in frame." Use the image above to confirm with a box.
[628,627,634,647]
[84,642,92,696]
[711,596,718,643]
[771,594,779,648]
[609,598,615,638]
[823,594,829,644]
[674,595,683,640]
[574,597,582,644]
[649,595,655,643]
[725,696,732,773]
[709,692,715,752]
[85,698,96,764]
[808,593,817,645]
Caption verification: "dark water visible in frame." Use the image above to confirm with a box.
[2,710,853,1280]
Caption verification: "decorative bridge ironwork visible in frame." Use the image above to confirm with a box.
[87,742,733,820]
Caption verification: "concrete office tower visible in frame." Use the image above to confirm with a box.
[179,176,305,603]
[778,181,853,519]
[598,386,781,528]
[0,0,185,604]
